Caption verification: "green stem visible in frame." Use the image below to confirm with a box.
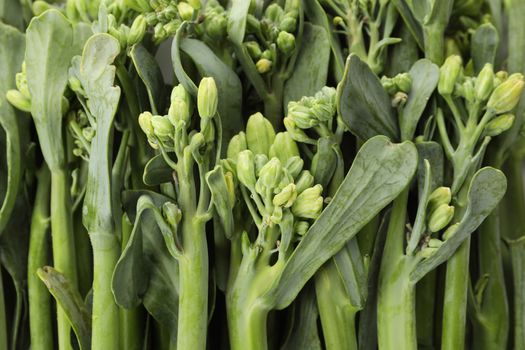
[119,214,143,350]
[377,189,418,350]
[415,271,436,349]
[0,262,7,350]
[28,167,53,350]
[441,238,470,350]
[472,211,509,350]
[264,76,285,129]
[315,263,358,350]
[228,300,268,350]
[50,168,78,350]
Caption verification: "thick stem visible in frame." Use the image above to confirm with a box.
[90,232,120,350]
[228,300,268,350]
[264,79,285,129]
[28,168,53,350]
[176,218,209,350]
[423,25,445,65]
[50,168,78,350]
[473,212,509,350]
[441,238,470,350]
[0,263,7,350]
[415,271,436,349]
[377,189,418,350]
[315,263,358,350]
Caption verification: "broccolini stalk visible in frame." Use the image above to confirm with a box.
[23,11,83,349]
[28,167,53,350]
[209,110,418,350]
[137,78,219,349]
[68,33,122,349]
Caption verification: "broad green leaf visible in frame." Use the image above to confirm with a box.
[384,25,419,76]
[0,0,24,29]
[338,55,399,141]
[130,44,165,114]
[37,267,91,350]
[400,59,439,141]
[281,285,322,350]
[416,141,444,192]
[0,23,25,236]
[227,0,251,45]
[391,0,424,49]
[25,9,80,170]
[283,23,330,113]
[471,23,499,73]
[72,33,121,233]
[179,38,243,147]
[410,167,507,282]
[113,191,179,340]
[303,0,344,80]
[334,239,367,309]
[269,136,418,309]
[310,137,337,189]
[143,154,174,186]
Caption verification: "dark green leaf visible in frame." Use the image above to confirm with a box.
[143,154,173,186]
[338,55,399,141]
[269,136,418,309]
[37,267,91,350]
[471,23,499,73]
[333,239,367,309]
[131,44,166,115]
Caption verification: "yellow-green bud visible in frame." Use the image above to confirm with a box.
[428,204,455,232]
[197,77,218,119]
[420,247,438,258]
[283,117,313,143]
[295,170,314,193]
[269,132,300,163]
[270,205,283,225]
[443,222,460,240]
[427,186,452,212]
[256,58,272,74]
[292,184,323,219]
[188,132,205,151]
[475,63,494,101]
[428,238,443,248]
[333,16,344,26]
[261,50,273,60]
[128,15,147,46]
[138,112,154,136]
[287,101,317,128]
[246,112,275,156]
[186,0,201,10]
[487,73,525,114]
[245,41,262,59]
[151,115,174,139]
[169,84,193,125]
[273,183,297,208]
[15,71,29,98]
[82,127,95,142]
[264,4,283,23]
[438,55,462,96]
[224,171,236,205]
[279,15,297,32]
[277,31,296,54]
[484,113,515,137]
[162,202,182,231]
[6,90,31,112]
[258,157,283,190]
[177,2,194,20]
[237,150,256,189]
[294,220,310,236]
[284,156,304,179]
[227,132,247,159]
[32,0,52,15]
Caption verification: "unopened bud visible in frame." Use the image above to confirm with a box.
[254,154,269,175]
[197,77,218,119]
[484,113,515,137]
[269,132,300,163]
[277,31,295,54]
[428,238,443,248]
[258,157,283,190]
[6,90,31,112]
[284,156,304,179]
[295,170,314,193]
[428,204,455,232]
[264,4,283,23]
[273,183,297,207]
[169,84,193,125]
[128,14,147,46]
[475,63,494,101]
[237,150,256,189]
[443,222,460,240]
[294,220,310,236]
[245,41,262,59]
[279,15,297,32]
[177,2,194,20]
[427,187,452,212]
[287,100,317,128]
[151,115,174,139]
[420,247,438,258]
[162,202,182,230]
[292,184,323,219]
[256,58,272,74]
[283,117,313,143]
[138,111,154,136]
[227,132,247,159]
[246,112,275,156]
[487,73,525,114]
[438,55,462,96]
